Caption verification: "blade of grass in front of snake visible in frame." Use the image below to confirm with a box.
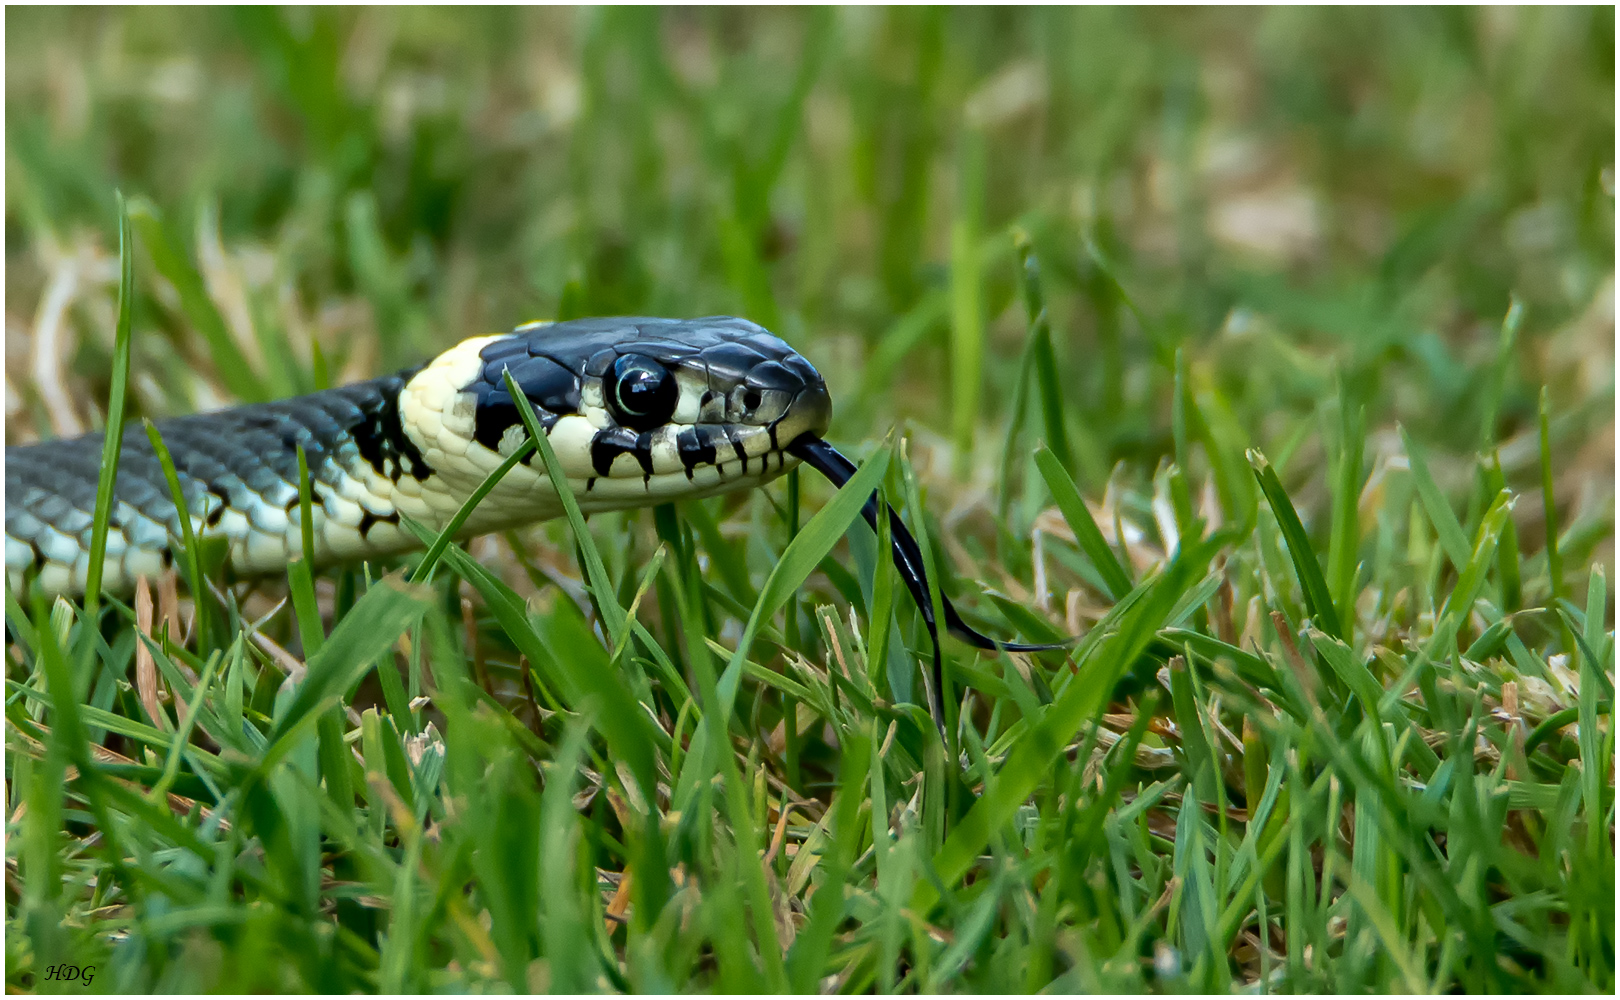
[289,445,322,655]
[143,419,209,651]
[410,436,536,585]
[501,367,628,643]
[259,577,431,775]
[295,446,317,573]
[83,192,136,616]
[499,369,674,924]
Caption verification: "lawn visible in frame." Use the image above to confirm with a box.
[4,7,1614,992]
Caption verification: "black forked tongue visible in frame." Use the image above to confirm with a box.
[788,435,1074,738]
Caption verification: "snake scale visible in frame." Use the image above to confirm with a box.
[5,316,1063,724]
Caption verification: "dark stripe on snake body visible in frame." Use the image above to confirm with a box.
[357,508,401,538]
[348,372,434,483]
[205,486,230,525]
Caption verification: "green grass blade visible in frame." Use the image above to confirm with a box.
[295,445,317,573]
[1249,448,1343,640]
[1437,489,1513,634]
[1169,655,1216,803]
[1035,445,1132,601]
[1482,451,1522,611]
[142,419,208,650]
[949,128,986,473]
[1327,388,1365,631]
[126,196,263,403]
[1539,387,1564,608]
[409,437,536,584]
[501,368,627,641]
[286,444,324,659]
[82,192,137,615]
[31,593,92,769]
[1578,566,1609,858]
[1399,424,1472,572]
[1307,630,1386,721]
[148,644,223,802]
[1015,230,1073,475]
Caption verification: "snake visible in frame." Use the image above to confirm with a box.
[6,315,1064,725]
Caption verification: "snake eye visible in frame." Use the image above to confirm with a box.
[608,354,677,431]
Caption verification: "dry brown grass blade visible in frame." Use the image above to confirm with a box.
[1271,609,1320,706]
[157,567,192,671]
[604,867,633,932]
[135,575,169,730]
[30,248,86,438]
[762,803,795,867]
[6,719,223,826]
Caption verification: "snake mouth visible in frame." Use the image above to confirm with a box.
[787,434,1073,735]
[770,381,831,450]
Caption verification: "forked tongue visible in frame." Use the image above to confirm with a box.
[787,436,1074,739]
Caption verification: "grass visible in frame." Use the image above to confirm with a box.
[4,7,1615,993]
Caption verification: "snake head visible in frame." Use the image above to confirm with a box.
[399,316,831,513]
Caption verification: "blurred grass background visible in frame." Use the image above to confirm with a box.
[7,8,1612,518]
[4,6,1615,993]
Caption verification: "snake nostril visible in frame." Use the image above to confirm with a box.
[792,384,832,434]
[744,389,762,410]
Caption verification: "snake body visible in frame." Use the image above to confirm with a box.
[6,316,829,596]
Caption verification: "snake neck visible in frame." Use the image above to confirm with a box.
[6,372,438,595]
